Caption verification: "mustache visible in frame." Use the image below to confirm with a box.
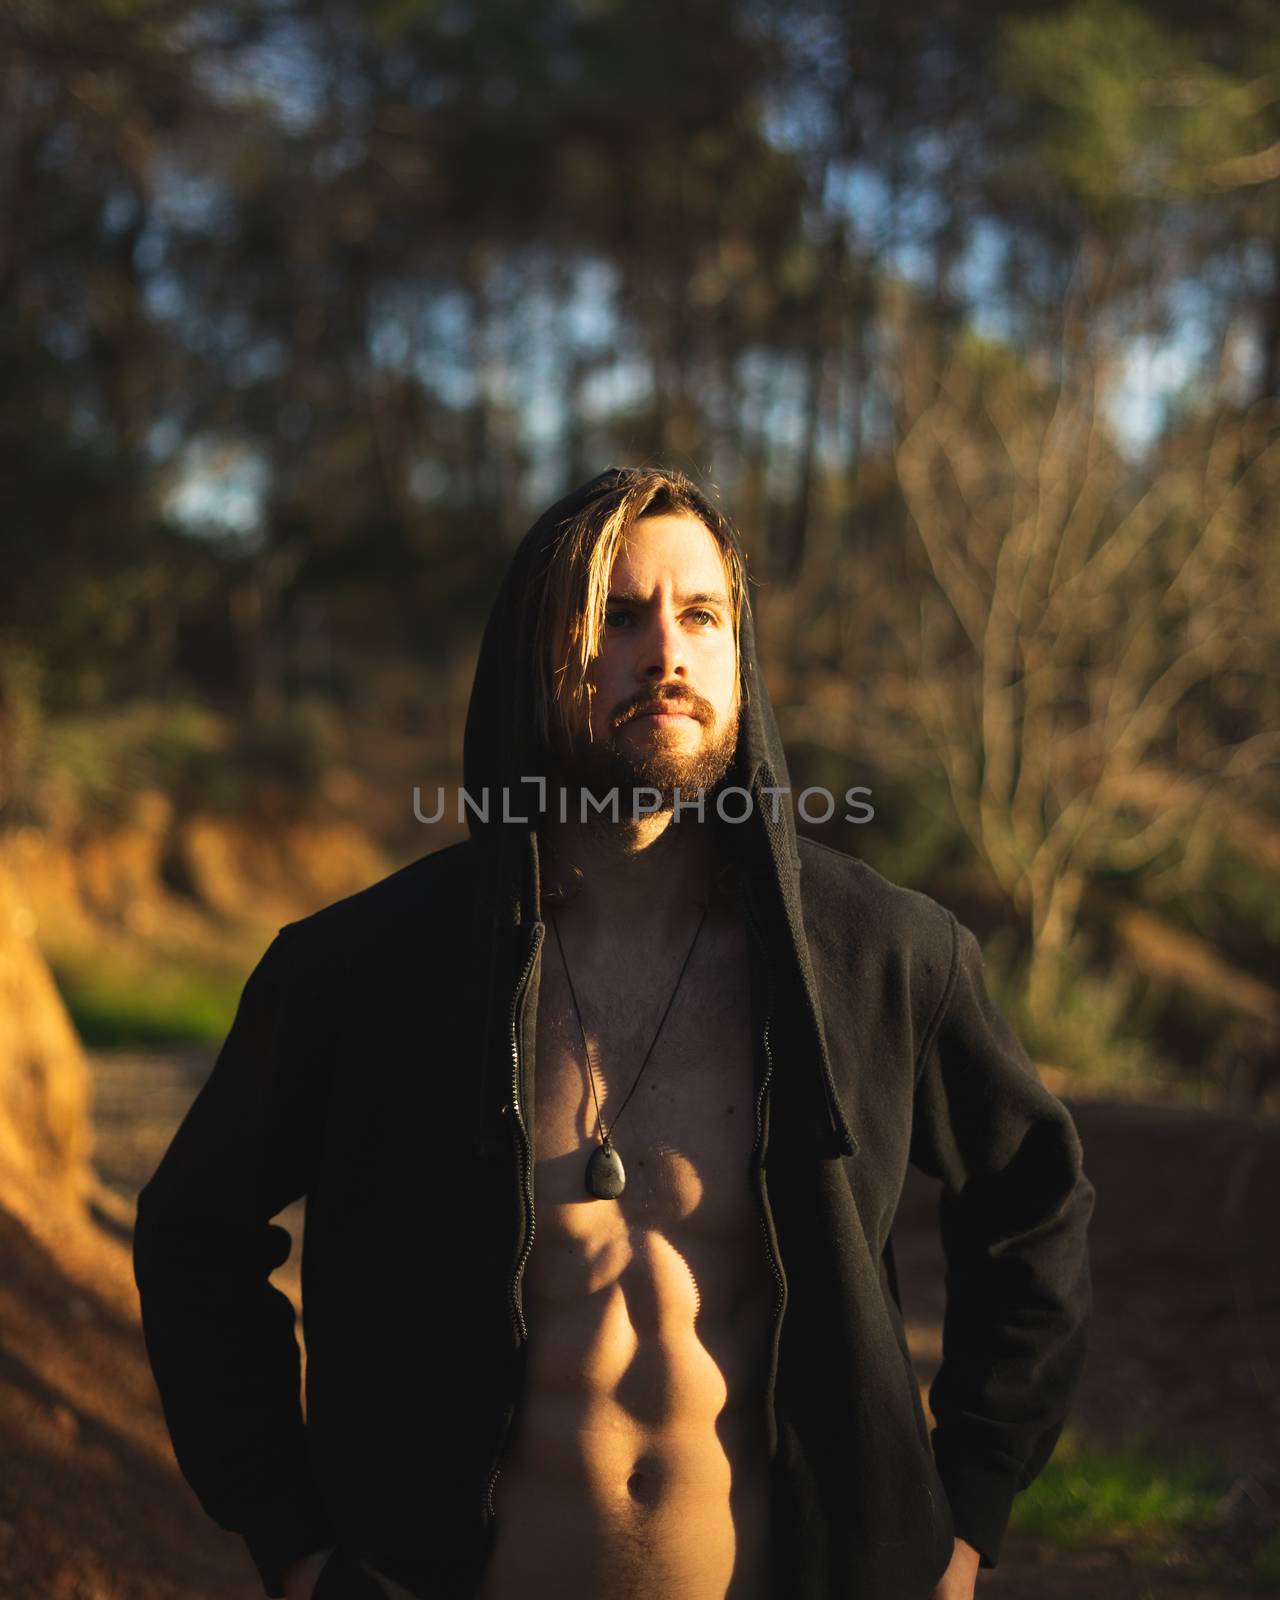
[613,687,714,727]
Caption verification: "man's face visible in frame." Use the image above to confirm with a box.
[555,512,741,808]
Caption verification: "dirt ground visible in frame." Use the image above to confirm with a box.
[895,1094,1280,1598]
[1,1053,1276,1599]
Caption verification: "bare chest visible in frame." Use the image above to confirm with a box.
[479,912,774,1600]
[528,916,758,1236]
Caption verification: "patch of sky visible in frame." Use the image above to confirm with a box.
[367,279,476,380]
[1239,235,1277,294]
[734,347,773,423]
[759,81,839,157]
[193,18,326,134]
[885,190,948,281]
[313,137,367,181]
[143,272,186,323]
[1102,285,1216,459]
[134,223,167,275]
[1220,323,1264,409]
[732,351,815,499]
[578,356,651,423]
[332,50,373,112]
[824,162,890,248]
[149,155,229,234]
[382,44,422,98]
[419,347,477,406]
[759,9,848,133]
[41,121,80,170]
[967,302,1020,346]
[102,191,141,236]
[406,72,456,113]
[406,458,448,505]
[217,308,253,351]
[408,288,480,410]
[565,258,620,351]
[369,313,412,372]
[172,7,246,52]
[953,219,1020,342]
[147,417,183,463]
[166,437,271,541]
[763,353,814,456]
[509,281,565,440]
[228,338,289,387]
[912,131,952,179]
[815,393,853,477]
[559,256,651,423]
[490,251,637,506]
[43,318,87,363]
[1120,274,1219,447]
[67,400,100,448]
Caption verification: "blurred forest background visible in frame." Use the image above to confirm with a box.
[1,1,1280,1595]
[3,0,1278,1101]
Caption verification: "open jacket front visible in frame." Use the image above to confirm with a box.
[133,469,1095,1600]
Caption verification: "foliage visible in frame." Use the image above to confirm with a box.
[982,930,1168,1092]
[27,699,332,825]
[1001,0,1280,207]
[3,0,1278,1101]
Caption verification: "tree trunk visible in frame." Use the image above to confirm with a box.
[1027,864,1084,1020]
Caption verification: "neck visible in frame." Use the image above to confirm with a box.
[538,809,716,940]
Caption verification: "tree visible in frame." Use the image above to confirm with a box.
[889,302,1277,1012]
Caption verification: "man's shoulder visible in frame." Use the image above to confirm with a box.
[274,835,477,962]
[795,834,956,960]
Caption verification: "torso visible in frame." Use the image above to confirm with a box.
[474,897,775,1600]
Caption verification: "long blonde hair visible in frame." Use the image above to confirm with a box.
[532,468,748,751]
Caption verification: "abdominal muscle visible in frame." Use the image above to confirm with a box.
[474,1218,775,1600]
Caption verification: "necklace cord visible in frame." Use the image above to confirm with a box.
[550,903,710,1149]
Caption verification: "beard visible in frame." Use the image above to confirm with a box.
[551,688,741,816]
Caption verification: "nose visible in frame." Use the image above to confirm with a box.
[639,605,687,683]
[640,595,691,681]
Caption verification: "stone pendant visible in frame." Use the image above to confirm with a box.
[585,1141,626,1199]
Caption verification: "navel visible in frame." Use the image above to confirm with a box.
[626,1467,659,1506]
[625,1448,667,1507]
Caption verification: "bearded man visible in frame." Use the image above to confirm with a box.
[133,466,1094,1600]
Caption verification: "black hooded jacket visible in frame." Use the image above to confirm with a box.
[133,467,1095,1599]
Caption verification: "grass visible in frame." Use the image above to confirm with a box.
[1012,1425,1280,1590]
[1012,1424,1223,1544]
[49,946,247,1047]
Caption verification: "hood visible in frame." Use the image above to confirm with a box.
[461,466,857,1158]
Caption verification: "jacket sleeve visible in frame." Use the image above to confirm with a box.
[908,911,1095,1569]
[132,925,336,1597]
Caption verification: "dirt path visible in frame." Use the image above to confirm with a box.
[1,1053,1276,1598]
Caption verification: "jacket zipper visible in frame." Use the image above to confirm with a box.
[753,975,788,1449]
[483,921,543,1531]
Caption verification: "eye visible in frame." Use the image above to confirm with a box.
[604,607,635,629]
[685,609,718,627]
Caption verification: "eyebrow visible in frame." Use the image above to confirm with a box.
[606,590,730,609]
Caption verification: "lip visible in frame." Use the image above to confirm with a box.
[634,708,697,721]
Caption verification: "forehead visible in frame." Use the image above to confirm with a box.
[609,512,730,592]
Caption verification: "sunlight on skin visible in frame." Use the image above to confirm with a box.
[927,1536,982,1599]
[570,1230,712,1394]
